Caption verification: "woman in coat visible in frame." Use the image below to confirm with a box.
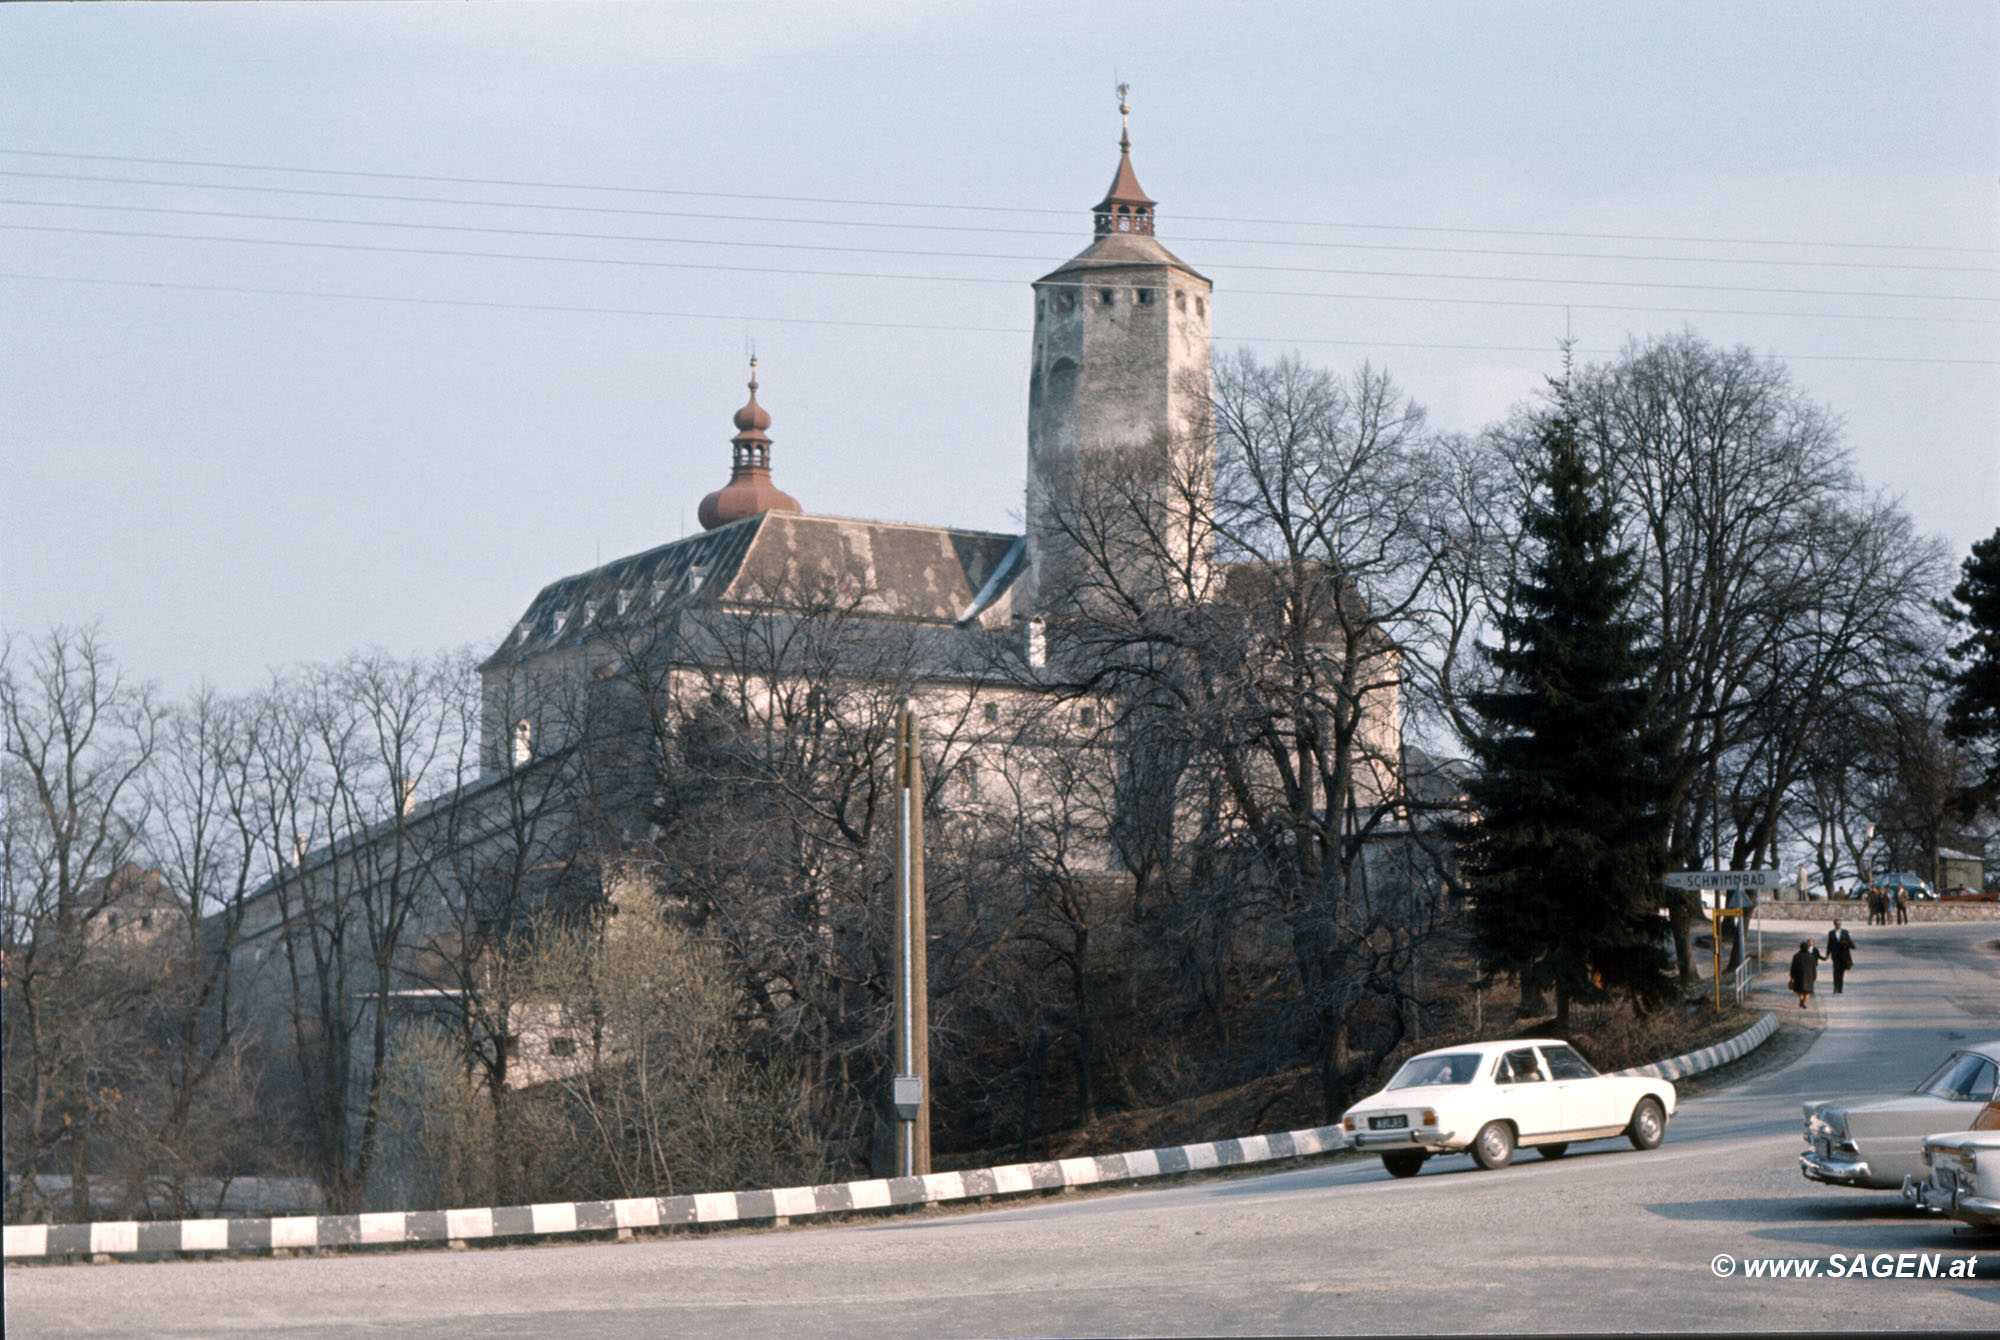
[1788,938,1823,1008]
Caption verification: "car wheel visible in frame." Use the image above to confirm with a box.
[1537,1142,1568,1160]
[1471,1121,1515,1170]
[1627,1097,1666,1151]
[1381,1152,1427,1179]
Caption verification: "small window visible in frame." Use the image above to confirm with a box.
[513,719,533,768]
[548,1036,577,1059]
[982,703,999,725]
[1195,296,1206,318]
[1060,290,1076,312]
[106,911,119,929]
[1136,288,1153,305]
[1174,290,1186,313]
[1079,706,1096,727]
[504,1035,521,1060]
[1097,288,1114,305]
[139,913,153,930]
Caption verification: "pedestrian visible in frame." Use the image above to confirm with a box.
[1788,938,1822,1008]
[1869,889,1885,925]
[1826,918,1856,994]
[1895,887,1909,925]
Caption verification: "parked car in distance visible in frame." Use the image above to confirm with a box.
[1803,1041,2000,1190]
[1940,888,1998,902]
[1341,1038,1677,1178]
[1905,1100,2000,1231]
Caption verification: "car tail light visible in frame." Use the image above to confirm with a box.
[1422,1109,1437,1127]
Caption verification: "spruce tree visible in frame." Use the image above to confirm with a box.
[1940,527,2000,817]
[1457,386,1677,1029]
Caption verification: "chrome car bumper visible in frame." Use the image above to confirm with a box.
[1801,1148,1876,1186]
[1905,1175,2000,1226]
[1351,1130,1456,1152]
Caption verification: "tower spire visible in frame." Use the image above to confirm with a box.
[1092,84,1155,236]
[696,355,801,531]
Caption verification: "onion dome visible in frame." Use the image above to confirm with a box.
[698,358,802,531]
[1092,86,1155,236]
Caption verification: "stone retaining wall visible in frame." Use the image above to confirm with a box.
[1754,902,2000,922]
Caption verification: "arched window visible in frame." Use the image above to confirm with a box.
[512,719,533,768]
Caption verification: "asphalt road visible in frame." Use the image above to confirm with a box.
[9,920,1998,1338]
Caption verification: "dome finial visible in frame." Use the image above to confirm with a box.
[700,358,800,531]
[1117,82,1130,151]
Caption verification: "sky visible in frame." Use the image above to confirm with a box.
[4,1,1996,699]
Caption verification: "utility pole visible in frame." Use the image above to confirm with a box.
[891,701,931,1176]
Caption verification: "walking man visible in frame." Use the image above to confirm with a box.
[1826,918,1857,994]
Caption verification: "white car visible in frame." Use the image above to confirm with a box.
[1903,1101,2000,1232]
[1340,1038,1678,1177]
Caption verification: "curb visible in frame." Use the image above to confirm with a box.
[1612,1010,1778,1082]
[3,1126,1344,1262]
[2,1011,1779,1262]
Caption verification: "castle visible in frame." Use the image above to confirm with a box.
[474,100,1233,784]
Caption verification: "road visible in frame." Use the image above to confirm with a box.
[8,920,1998,1337]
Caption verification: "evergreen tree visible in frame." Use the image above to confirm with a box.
[1457,385,1677,1028]
[1940,527,2000,818]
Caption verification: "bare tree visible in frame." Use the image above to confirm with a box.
[1551,331,1943,979]
[1,627,162,1221]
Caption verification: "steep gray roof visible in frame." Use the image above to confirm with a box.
[482,513,1026,671]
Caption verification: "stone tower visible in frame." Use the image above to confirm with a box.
[1024,93,1214,616]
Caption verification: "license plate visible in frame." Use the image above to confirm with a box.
[1369,1115,1408,1130]
[1815,1139,1830,1159]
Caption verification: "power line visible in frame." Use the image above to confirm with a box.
[8,222,1995,326]
[3,146,1991,258]
[6,270,1994,367]
[6,203,1988,306]
[6,168,1993,277]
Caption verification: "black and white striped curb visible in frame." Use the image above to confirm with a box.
[1612,1010,1778,1082]
[3,1011,1779,1262]
[2,1127,1342,1261]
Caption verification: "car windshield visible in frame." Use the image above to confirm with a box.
[1915,1052,2000,1102]
[1386,1053,1481,1089]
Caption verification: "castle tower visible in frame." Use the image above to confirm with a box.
[1023,91,1214,615]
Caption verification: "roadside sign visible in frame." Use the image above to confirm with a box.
[1664,869,1789,891]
